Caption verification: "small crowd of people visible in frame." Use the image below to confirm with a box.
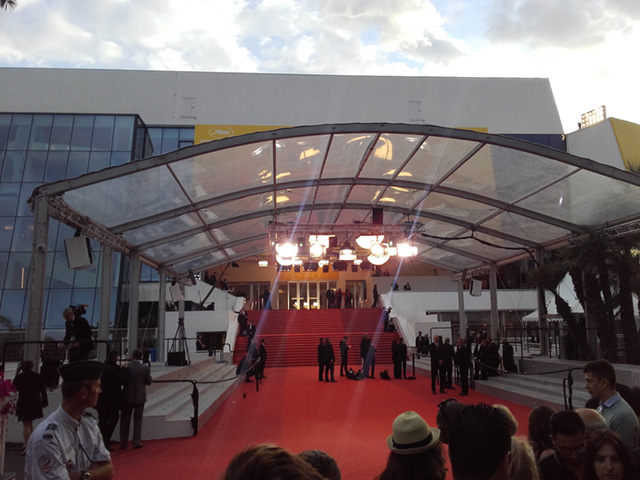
[222,359,640,480]
[325,288,354,309]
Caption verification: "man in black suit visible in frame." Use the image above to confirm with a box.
[317,337,326,381]
[120,349,152,450]
[429,335,446,394]
[339,336,350,376]
[397,338,408,379]
[323,338,337,382]
[97,350,124,450]
[256,339,267,380]
[415,331,425,358]
[442,337,455,389]
[454,336,472,396]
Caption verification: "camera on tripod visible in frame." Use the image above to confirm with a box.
[70,304,88,316]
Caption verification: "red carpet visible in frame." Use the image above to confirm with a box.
[111,366,532,479]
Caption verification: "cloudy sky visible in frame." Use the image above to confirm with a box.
[1,0,639,133]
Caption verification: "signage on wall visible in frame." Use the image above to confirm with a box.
[194,124,289,144]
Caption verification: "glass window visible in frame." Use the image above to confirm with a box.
[179,128,195,141]
[0,289,26,329]
[17,183,38,216]
[0,114,12,151]
[44,289,72,329]
[92,116,115,151]
[66,151,90,178]
[7,114,32,151]
[28,115,53,150]
[147,128,162,154]
[110,152,131,166]
[161,128,179,153]
[88,151,110,172]
[10,216,33,252]
[0,252,7,289]
[70,116,94,151]
[0,183,20,216]
[1,151,26,182]
[23,151,47,183]
[74,257,99,289]
[3,252,30,289]
[113,116,134,151]
[49,251,75,289]
[0,218,13,251]
[50,115,74,151]
[44,151,69,182]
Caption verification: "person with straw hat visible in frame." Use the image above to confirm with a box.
[375,411,446,480]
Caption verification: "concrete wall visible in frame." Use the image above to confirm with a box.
[0,68,563,134]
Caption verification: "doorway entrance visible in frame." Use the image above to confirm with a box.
[287,281,337,310]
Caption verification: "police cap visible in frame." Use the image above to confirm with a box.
[59,360,103,383]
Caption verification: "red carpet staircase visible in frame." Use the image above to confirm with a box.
[233,308,399,367]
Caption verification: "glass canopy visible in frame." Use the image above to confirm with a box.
[31,123,640,280]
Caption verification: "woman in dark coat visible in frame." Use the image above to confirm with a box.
[13,360,48,454]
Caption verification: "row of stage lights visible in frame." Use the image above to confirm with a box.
[269,234,418,267]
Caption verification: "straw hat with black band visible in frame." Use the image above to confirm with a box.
[386,411,440,455]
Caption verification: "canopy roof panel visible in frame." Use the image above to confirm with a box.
[31,123,640,280]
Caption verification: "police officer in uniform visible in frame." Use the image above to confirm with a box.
[25,360,114,480]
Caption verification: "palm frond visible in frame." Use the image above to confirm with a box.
[1,0,17,11]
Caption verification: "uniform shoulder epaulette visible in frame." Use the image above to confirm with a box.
[82,411,96,420]
[45,424,58,431]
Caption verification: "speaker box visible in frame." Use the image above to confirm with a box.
[167,351,188,366]
[169,284,183,302]
[64,236,94,270]
[372,207,384,225]
[470,279,483,297]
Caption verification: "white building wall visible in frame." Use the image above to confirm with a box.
[566,119,625,169]
[0,68,563,134]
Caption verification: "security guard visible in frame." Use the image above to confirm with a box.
[25,360,114,480]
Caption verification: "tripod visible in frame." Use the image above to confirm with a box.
[167,317,191,366]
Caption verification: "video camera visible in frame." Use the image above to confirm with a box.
[70,304,88,316]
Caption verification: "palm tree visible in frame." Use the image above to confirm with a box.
[0,0,17,10]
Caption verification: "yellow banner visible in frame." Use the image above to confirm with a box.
[194,124,289,144]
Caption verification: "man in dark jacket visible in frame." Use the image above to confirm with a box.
[454,336,472,396]
[256,339,267,380]
[317,337,326,381]
[323,338,337,382]
[442,337,455,389]
[120,349,152,450]
[97,350,124,450]
[429,335,446,394]
[339,336,350,376]
[397,338,408,379]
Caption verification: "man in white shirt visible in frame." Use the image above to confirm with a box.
[583,359,639,451]
[25,360,113,480]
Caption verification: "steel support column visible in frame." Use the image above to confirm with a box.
[25,195,49,369]
[128,251,140,355]
[97,245,112,361]
[157,267,167,364]
[490,263,499,339]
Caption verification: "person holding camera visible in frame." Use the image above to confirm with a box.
[63,306,94,362]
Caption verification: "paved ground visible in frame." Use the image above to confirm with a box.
[3,443,24,480]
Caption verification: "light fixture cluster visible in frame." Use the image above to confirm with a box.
[272,234,417,267]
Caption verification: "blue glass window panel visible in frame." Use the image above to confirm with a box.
[7,114,32,150]
[0,219,12,251]
[161,128,179,153]
[47,221,59,252]
[44,289,72,329]
[66,151,90,178]
[0,253,7,288]
[3,252,30,289]
[0,184,20,216]
[92,116,115,151]
[23,151,47,183]
[147,128,162,155]
[110,151,131,166]
[88,151,110,172]
[74,254,99,288]
[179,128,194,141]
[17,183,38,216]
[0,289,26,329]
[70,116,94,151]
[10,216,33,252]
[44,151,69,182]
[50,251,75,289]
[28,115,53,150]
[0,114,12,151]
[1,151,26,182]
[113,116,134,151]
[50,115,74,151]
